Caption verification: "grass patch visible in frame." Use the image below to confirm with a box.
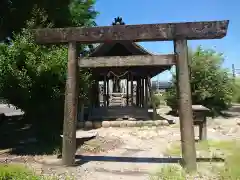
[0,164,41,179]
[165,140,237,157]
[153,140,240,180]
[217,146,240,180]
[0,164,75,180]
[150,165,186,180]
[165,143,181,156]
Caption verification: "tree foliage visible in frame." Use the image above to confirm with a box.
[0,1,98,140]
[165,46,234,115]
[0,0,98,41]
[232,77,240,103]
[0,29,93,139]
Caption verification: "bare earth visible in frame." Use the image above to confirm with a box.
[2,105,240,180]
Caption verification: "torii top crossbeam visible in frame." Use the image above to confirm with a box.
[34,20,229,44]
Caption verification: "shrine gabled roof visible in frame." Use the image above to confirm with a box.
[89,41,153,57]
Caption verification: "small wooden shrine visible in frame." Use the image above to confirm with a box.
[80,18,175,121]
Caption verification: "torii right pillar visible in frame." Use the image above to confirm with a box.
[174,39,196,171]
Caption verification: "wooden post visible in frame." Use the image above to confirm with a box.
[130,74,134,105]
[62,41,78,166]
[174,39,197,171]
[107,78,109,106]
[126,75,129,106]
[141,78,144,107]
[147,76,156,120]
[144,78,148,108]
[96,81,100,107]
[136,79,139,106]
[139,79,142,107]
[104,75,107,107]
[199,117,207,141]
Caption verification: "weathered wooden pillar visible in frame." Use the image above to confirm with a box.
[62,41,78,166]
[140,78,144,107]
[130,74,134,105]
[141,78,144,107]
[147,76,157,120]
[103,75,107,107]
[136,78,139,106]
[139,79,142,107]
[174,39,197,171]
[126,75,129,106]
[107,78,109,106]
[94,83,97,108]
[95,81,100,107]
[144,77,148,108]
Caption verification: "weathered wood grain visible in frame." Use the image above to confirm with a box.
[79,54,175,67]
[62,41,78,166]
[34,20,229,44]
[174,39,197,171]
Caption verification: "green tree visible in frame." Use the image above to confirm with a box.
[232,77,240,103]
[165,46,234,115]
[0,29,92,140]
[0,1,98,142]
[0,0,98,41]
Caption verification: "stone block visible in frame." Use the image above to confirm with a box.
[120,120,128,127]
[85,121,93,129]
[126,121,136,127]
[110,121,121,127]
[135,121,144,127]
[77,121,84,128]
[93,121,102,129]
[102,121,110,128]
[144,120,154,127]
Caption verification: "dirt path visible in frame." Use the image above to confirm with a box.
[35,116,240,180]
[2,106,240,179]
[75,126,180,180]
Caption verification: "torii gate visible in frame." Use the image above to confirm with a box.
[34,20,229,171]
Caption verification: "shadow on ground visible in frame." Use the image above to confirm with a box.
[0,115,63,156]
[54,155,225,167]
[74,155,224,164]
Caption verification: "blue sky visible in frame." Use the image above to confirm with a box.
[94,0,239,81]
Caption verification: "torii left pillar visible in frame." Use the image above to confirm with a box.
[62,41,79,166]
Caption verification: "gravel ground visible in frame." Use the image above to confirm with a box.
[2,105,240,179]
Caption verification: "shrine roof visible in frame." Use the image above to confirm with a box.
[89,41,153,57]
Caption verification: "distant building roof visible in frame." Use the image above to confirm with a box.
[152,81,172,89]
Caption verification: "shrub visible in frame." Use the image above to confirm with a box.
[232,77,240,103]
[0,1,97,144]
[151,94,161,108]
[166,46,234,115]
[0,29,93,142]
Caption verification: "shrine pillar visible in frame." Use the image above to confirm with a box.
[103,75,107,107]
[126,74,129,105]
[144,77,148,108]
[130,73,134,105]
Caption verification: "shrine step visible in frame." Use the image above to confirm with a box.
[109,96,126,106]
